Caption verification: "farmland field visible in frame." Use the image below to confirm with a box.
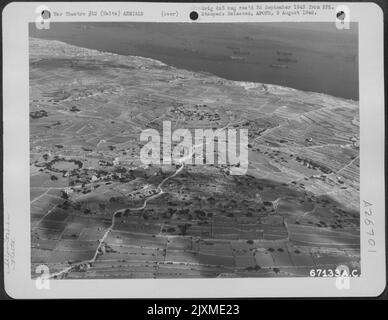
[30,23,359,279]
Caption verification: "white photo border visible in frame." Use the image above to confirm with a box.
[2,2,385,298]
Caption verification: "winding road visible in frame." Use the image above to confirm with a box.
[47,122,240,279]
[48,162,185,279]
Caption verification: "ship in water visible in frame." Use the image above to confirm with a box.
[276,50,293,56]
[230,55,247,61]
[270,64,289,68]
[233,50,250,56]
[229,47,250,61]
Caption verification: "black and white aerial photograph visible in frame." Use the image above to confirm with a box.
[29,22,360,279]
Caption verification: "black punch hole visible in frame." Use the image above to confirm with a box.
[336,11,345,20]
[189,11,198,21]
[41,10,51,19]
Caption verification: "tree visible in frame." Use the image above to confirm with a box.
[60,191,69,199]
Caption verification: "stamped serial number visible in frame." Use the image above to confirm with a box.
[309,268,359,277]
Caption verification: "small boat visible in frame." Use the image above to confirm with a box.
[233,50,250,56]
[270,64,289,68]
[276,50,293,56]
[230,56,246,61]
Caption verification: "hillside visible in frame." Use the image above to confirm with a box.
[30,37,360,279]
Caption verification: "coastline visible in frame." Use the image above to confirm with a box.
[29,37,359,105]
[29,22,359,101]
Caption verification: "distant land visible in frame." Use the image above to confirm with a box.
[30,22,359,100]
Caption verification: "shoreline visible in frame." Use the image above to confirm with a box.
[29,37,359,104]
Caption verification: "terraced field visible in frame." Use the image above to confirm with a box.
[30,37,360,279]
